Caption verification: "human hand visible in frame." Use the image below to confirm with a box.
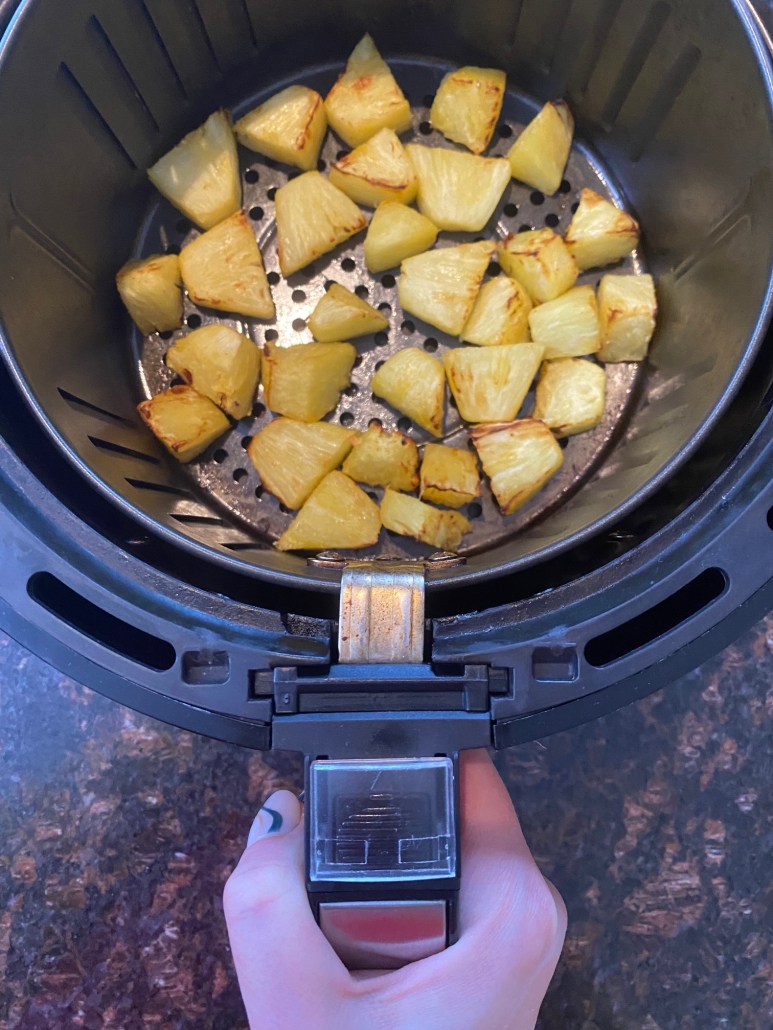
[224,749,566,1030]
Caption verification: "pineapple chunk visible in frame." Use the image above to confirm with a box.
[137,385,229,463]
[381,489,472,551]
[262,341,355,422]
[472,420,564,515]
[406,145,511,232]
[166,325,260,420]
[507,101,574,196]
[460,276,532,347]
[342,423,419,491]
[533,358,607,437]
[443,343,544,424]
[148,110,240,231]
[371,348,446,437]
[565,188,640,271]
[498,229,578,304]
[364,201,438,273]
[116,254,183,336]
[598,274,657,363]
[234,85,327,172]
[275,171,367,276]
[420,444,481,509]
[324,34,412,148]
[329,128,417,207]
[430,66,506,155]
[247,418,357,509]
[308,283,389,342]
[179,211,275,320]
[276,471,381,551]
[528,285,600,360]
[398,240,496,336]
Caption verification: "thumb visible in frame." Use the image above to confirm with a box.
[223,790,349,1026]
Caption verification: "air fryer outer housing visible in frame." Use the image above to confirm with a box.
[0,0,773,756]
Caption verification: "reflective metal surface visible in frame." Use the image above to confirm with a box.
[319,900,447,969]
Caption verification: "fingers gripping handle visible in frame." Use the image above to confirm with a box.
[305,756,461,970]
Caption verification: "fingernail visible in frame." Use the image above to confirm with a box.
[246,789,301,848]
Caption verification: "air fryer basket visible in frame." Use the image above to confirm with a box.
[0,0,772,594]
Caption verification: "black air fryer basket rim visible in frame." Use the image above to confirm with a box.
[0,0,770,597]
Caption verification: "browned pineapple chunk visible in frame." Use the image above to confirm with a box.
[342,423,419,492]
[275,171,366,276]
[528,285,600,360]
[472,420,563,515]
[138,386,230,463]
[443,343,544,423]
[533,358,607,437]
[371,348,446,437]
[247,419,357,509]
[234,85,327,172]
[565,188,640,271]
[420,444,481,509]
[324,34,412,148]
[598,274,657,362]
[460,276,532,347]
[507,101,574,196]
[262,341,356,422]
[179,211,275,320]
[116,254,183,336]
[381,489,472,550]
[148,110,240,231]
[308,283,389,342]
[430,66,506,155]
[329,128,417,207]
[276,471,381,551]
[498,229,578,304]
[398,240,496,336]
[166,325,260,419]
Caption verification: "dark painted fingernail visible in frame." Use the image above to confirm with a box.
[247,805,283,846]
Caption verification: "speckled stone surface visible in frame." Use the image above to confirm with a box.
[1,618,772,1030]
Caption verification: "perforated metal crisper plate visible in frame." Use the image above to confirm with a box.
[134,59,646,560]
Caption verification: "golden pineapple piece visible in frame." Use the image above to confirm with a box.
[148,110,240,231]
[381,489,472,551]
[507,101,574,196]
[406,145,511,232]
[342,423,419,492]
[398,240,496,336]
[275,171,367,276]
[329,128,418,207]
[234,85,327,172]
[443,343,544,424]
[533,358,607,437]
[371,348,446,437]
[420,444,481,509]
[324,34,412,148]
[460,276,532,347]
[472,420,564,515]
[364,201,439,273]
[528,285,600,360]
[138,385,230,463]
[116,254,183,336]
[276,471,381,552]
[166,325,260,420]
[498,229,578,304]
[179,211,275,320]
[565,188,640,271]
[262,341,355,422]
[308,283,389,342]
[598,274,658,363]
[430,66,506,155]
[247,418,357,509]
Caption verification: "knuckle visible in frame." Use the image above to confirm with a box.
[223,853,289,923]
[526,874,567,961]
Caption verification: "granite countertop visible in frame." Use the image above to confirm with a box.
[0,616,771,1030]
